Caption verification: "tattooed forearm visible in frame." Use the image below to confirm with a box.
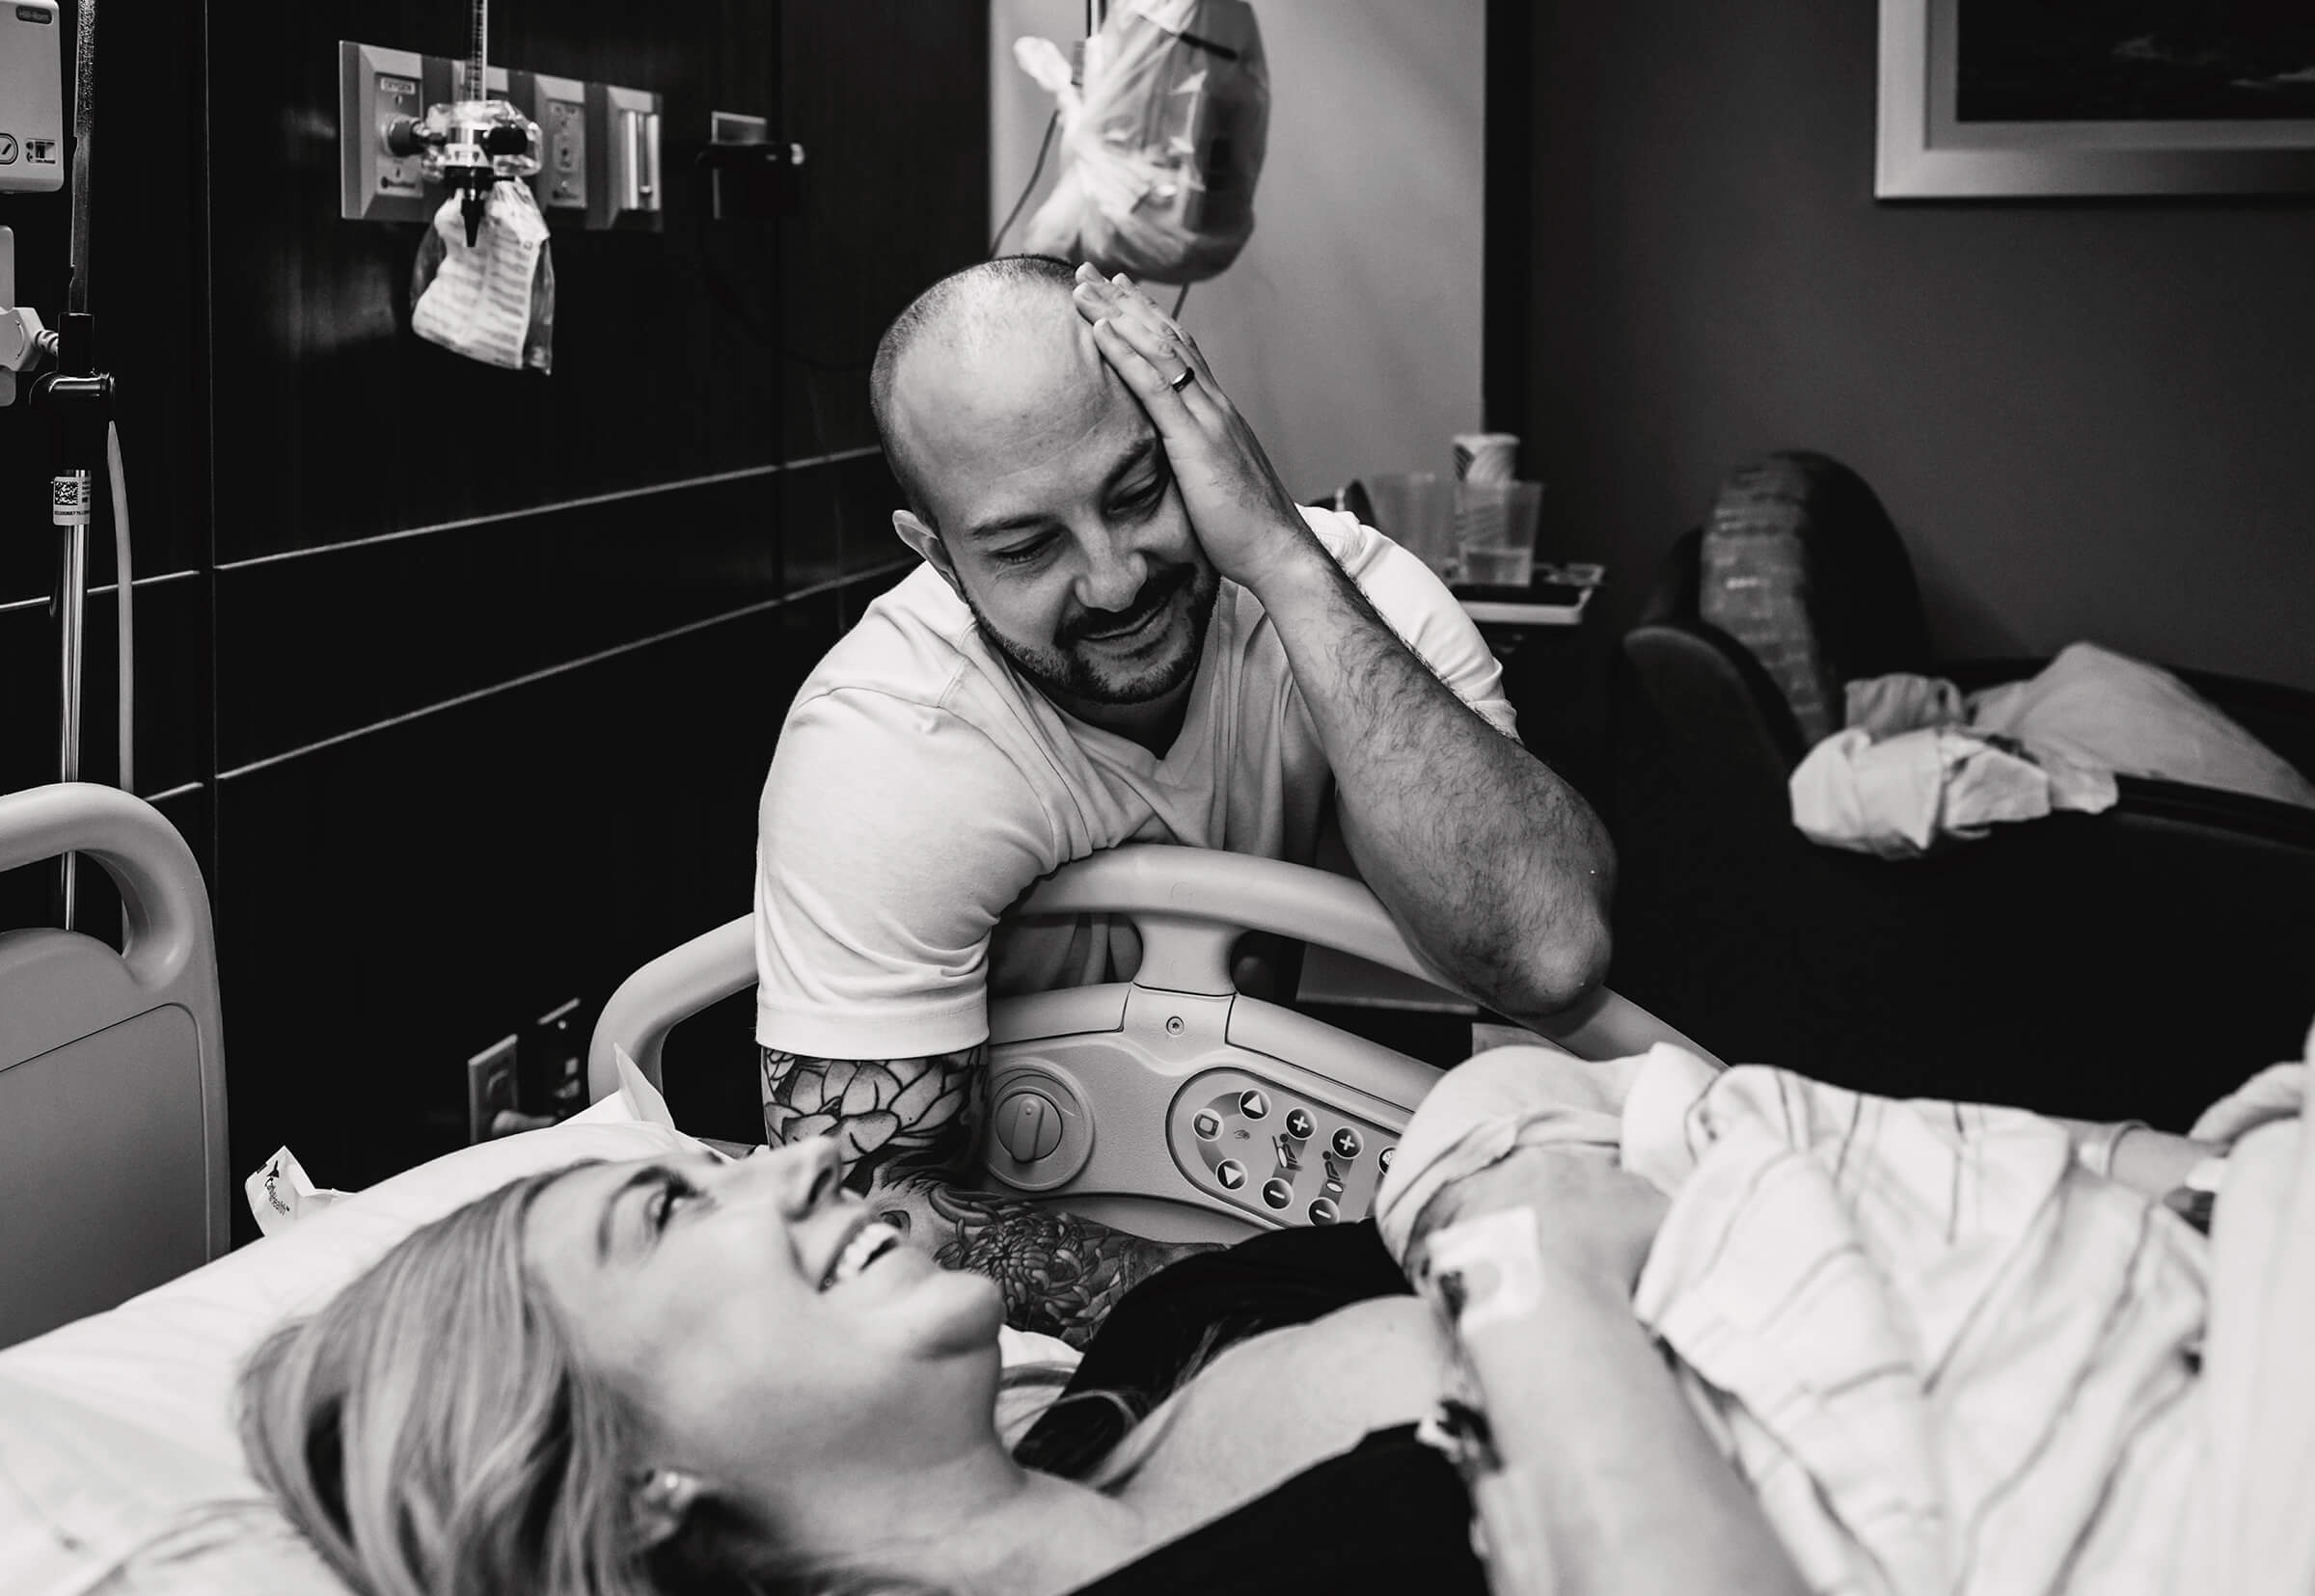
[761,1042,988,1194]
[760,1042,1212,1345]
[882,1170,1218,1348]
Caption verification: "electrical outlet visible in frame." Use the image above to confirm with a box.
[522,997,588,1122]
[465,1034,521,1144]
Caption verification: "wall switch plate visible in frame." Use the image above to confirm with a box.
[337,41,453,223]
[586,82,663,230]
[466,1034,521,1144]
[711,111,770,145]
[509,70,588,217]
[704,111,804,222]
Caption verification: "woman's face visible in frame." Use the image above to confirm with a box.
[523,1140,1005,1500]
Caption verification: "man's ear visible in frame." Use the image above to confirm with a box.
[893,509,963,598]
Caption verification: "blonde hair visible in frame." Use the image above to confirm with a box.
[237,1162,1178,1596]
[237,1164,692,1596]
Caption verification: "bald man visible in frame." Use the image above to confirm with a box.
[751,256,1615,1344]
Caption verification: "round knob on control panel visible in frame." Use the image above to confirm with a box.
[1285,1108,1315,1139]
[994,1091,1064,1163]
[1239,1090,1270,1120]
[1331,1126,1364,1160]
[1262,1177,1293,1209]
[1377,1145,1394,1174]
[1309,1198,1339,1226]
[1216,1159,1249,1190]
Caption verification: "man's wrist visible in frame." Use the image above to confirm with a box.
[1230,515,1336,606]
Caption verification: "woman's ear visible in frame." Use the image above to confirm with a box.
[893,510,964,598]
[631,1466,706,1551]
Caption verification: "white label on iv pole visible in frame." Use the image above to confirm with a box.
[50,473,90,526]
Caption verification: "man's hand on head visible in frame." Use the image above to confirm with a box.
[1070,264,1322,597]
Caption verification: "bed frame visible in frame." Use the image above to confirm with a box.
[0,785,229,1347]
[590,844,1719,1242]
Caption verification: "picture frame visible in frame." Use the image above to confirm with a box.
[1876,0,2315,199]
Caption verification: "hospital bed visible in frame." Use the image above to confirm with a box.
[10,784,2314,1596]
[0,781,1712,1594]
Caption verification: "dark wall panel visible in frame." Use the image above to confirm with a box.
[778,446,912,593]
[204,1,790,563]
[0,575,209,798]
[778,0,993,462]
[212,582,858,1213]
[213,468,790,771]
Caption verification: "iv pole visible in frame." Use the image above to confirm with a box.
[32,0,118,931]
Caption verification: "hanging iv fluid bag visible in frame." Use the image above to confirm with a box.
[1015,0,1270,285]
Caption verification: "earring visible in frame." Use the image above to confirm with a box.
[636,1466,702,1518]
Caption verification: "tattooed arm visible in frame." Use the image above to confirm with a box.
[762,1043,1216,1347]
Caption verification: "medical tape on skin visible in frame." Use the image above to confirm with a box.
[1424,1205,1546,1336]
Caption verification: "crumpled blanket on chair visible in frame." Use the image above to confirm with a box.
[1375,1032,2315,1595]
[1788,641,2315,858]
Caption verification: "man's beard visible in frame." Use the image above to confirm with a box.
[970,562,1219,709]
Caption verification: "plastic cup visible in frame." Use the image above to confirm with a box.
[1454,480,1545,588]
[1357,471,1459,582]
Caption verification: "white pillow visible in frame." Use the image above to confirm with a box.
[0,1104,706,1596]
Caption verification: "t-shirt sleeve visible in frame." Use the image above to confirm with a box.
[1304,506,1518,739]
[753,688,1059,1061]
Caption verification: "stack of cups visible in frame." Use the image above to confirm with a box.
[1451,432,1543,588]
[1358,472,1458,582]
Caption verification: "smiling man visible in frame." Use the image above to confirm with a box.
[751,256,1614,1344]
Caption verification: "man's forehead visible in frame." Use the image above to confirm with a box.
[894,348,1155,531]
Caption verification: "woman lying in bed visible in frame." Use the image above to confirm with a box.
[238,1049,2248,1596]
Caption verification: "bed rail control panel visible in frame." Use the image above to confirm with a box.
[1170,1068,1398,1229]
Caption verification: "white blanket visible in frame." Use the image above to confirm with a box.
[1375,1034,2315,1596]
[1788,641,2315,858]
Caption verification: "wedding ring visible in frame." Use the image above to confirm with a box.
[2078,1119,2149,1181]
[1167,365,1195,392]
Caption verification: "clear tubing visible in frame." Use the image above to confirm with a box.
[58,490,88,928]
[108,420,131,797]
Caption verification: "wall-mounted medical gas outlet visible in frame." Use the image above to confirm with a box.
[509,71,588,218]
[337,41,458,222]
[586,83,663,230]
[0,1,65,195]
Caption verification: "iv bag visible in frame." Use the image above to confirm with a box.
[1015,0,1270,285]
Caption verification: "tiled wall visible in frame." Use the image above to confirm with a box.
[1,0,987,1223]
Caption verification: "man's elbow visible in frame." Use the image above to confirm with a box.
[1512,902,1614,1016]
[1503,847,1616,1015]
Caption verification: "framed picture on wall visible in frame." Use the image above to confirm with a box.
[1877,0,2315,198]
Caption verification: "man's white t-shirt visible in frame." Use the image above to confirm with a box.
[753,506,1516,1061]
